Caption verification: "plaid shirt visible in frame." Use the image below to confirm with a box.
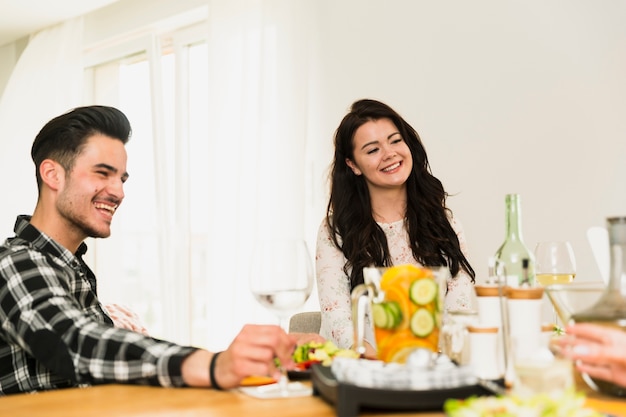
[0,216,196,395]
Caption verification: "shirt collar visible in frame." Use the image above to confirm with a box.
[13,215,88,261]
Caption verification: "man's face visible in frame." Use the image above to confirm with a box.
[56,134,129,240]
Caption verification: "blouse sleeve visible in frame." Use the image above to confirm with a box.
[315,220,357,349]
[444,215,476,312]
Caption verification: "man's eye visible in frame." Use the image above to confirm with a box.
[97,171,108,177]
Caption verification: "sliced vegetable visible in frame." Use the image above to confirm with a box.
[372,301,403,329]
[292,340,358,367]
[444,389,604,417]
[294,359,319,370]
[410,308,435,337]
[384,300,403,325]
[409,278,438,306]
[372,303,390,329]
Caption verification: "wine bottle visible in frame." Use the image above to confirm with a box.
[494,194,535,287]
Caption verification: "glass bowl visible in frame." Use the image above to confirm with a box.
[544,281,606,325]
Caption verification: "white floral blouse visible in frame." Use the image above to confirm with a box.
[315,216,475,349]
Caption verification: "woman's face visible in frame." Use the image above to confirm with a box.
[346,118,413,192]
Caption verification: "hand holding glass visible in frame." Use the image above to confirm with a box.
[248,238,314,398]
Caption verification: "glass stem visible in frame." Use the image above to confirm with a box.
[279,316,290,333]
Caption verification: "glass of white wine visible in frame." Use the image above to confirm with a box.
[248,238,314,398]
[534,241,576,325]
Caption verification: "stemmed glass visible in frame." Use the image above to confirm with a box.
[248,238,314,398]
[534,241,576,325]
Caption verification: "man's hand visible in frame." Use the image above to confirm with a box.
[290,332,326,346]
[181,324,297,389]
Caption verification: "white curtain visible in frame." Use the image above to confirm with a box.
[0,3,320,352]
[199,0,317,350]
[0,18,84,238]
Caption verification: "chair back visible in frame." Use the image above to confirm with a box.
[288,311,321,334]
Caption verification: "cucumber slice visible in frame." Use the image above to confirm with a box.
[384,301,403,328]
[372,301,403,329]
[409,278,438,306]
[410,308,435,337]
[372,303,390,329]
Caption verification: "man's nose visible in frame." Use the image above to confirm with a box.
[108,178,125,201]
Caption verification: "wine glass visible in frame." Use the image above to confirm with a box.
[248,238,314,397]
[534,241,576,325]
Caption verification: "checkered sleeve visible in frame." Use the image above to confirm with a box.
[0,245,196,394]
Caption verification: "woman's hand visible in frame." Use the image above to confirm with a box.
[104,303,149,335]
[557,323,626,389]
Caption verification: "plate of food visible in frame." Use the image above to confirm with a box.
[241,341,358,386]
[444,390,610,417]
[290,341,359,380]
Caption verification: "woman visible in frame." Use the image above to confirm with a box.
[316,99,476,356]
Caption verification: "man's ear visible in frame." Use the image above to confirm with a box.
[345,158,362,176]
[39,159,64,191]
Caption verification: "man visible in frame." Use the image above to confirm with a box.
[0,106,296,395]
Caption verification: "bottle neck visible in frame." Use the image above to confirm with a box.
[505,195,524,241]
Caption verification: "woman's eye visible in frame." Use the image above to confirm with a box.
[366,148,379,155]
[391,138,403,144]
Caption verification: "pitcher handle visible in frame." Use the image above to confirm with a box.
[351,283,371,356]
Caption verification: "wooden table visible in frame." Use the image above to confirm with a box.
[0,383,440,417]
[1,375,624,417]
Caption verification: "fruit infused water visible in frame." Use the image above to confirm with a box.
[369,265,445,363]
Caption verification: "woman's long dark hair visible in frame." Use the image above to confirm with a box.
[326,99,475,290]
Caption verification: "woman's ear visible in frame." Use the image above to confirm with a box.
[345,158,362,176]
[39,159,64,191]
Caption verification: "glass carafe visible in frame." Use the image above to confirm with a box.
[571,216,626,397]
[351,265,447,363]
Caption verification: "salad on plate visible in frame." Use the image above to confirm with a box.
[444,390,605,417]
[292,340,359,370]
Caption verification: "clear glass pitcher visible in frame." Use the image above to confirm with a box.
[351,264,448,363]
[571,216,626,397]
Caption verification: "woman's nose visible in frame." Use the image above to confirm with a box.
[382,145,397,160]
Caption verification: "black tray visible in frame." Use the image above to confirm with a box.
[311,364,497,417]
[287,368,311,380]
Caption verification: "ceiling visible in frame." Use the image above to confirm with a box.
[0,0,121,47]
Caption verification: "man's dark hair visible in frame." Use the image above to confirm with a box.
[31,105,132,190]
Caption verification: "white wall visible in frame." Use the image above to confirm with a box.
[2,0,625,285]
[309,0,626,283]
